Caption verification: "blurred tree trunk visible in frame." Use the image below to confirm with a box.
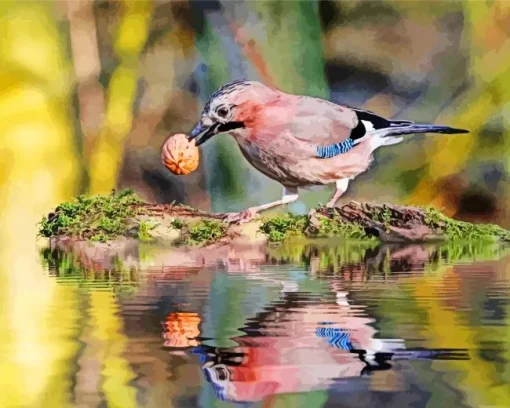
[248,0,331,211]
[192,6,251,213]
[88,0,153,194]
[119,0,201,206]
[251,0,329,98]
[202,0,332,213]
[0,2,144,406]
[67,0,105,180]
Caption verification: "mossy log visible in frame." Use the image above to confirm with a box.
[38,190,510,247]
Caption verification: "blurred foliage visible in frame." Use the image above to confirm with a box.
[88,0,153,194]
[5,0,502,224]
[251,0,328,97]
[401,0,510,220]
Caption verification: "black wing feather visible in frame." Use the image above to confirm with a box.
[350,108,414,141]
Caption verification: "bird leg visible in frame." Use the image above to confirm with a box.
[223,187,299,224]
[326,179,350,208]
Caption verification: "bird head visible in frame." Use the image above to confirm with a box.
[188,80,276,146]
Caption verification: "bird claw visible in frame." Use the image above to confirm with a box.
[223,209,257,224]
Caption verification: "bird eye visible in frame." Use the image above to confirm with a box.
[216,106,229,118]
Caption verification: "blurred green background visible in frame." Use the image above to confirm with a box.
[2,0,509,223]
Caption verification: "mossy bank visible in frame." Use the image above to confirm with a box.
[39,190,510,247]
[38,190,230,247]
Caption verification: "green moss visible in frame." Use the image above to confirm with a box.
[183,219,227,246]
[38,189,145,242]
[259,210,375,243]
[40,191,510,246]
[170,218,185,230]
[259,214,307,242]
[314,214,371,239]
[423,207,510,241]
[259,205,509,244]
[170,217,226,245]
[137,219,158,242]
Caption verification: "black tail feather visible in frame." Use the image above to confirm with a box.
[384,124,469,137]
[350,107,469,141]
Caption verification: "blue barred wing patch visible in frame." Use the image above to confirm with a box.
[316,138,354,158]
[315,327,353,351]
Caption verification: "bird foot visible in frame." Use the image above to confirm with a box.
[308,204,337,220]
[308,202,328,216]
[223,208,258,224]
[325,200,338,209]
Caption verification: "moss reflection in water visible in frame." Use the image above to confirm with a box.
[42,248,139,295]
[41,238,509,303]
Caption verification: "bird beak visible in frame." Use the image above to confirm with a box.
[188,121,218,146]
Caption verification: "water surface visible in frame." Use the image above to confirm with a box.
[35,239,510,407]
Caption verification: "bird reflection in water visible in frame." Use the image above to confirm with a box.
[46,238,477,403]
[158,243,472,403]
[161,288,407,401]
[187,294,405,402]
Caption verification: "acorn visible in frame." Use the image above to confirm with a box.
[161,133,199,175]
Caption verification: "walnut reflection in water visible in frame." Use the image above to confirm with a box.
[162,312,201,348]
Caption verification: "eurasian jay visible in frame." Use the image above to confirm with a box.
[188,80,468,223]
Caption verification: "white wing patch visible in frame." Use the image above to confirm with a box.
[361,120,375,131]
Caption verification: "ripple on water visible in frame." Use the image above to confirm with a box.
[32,241,510,407]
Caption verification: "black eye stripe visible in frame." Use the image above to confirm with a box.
[217,121,245,133]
